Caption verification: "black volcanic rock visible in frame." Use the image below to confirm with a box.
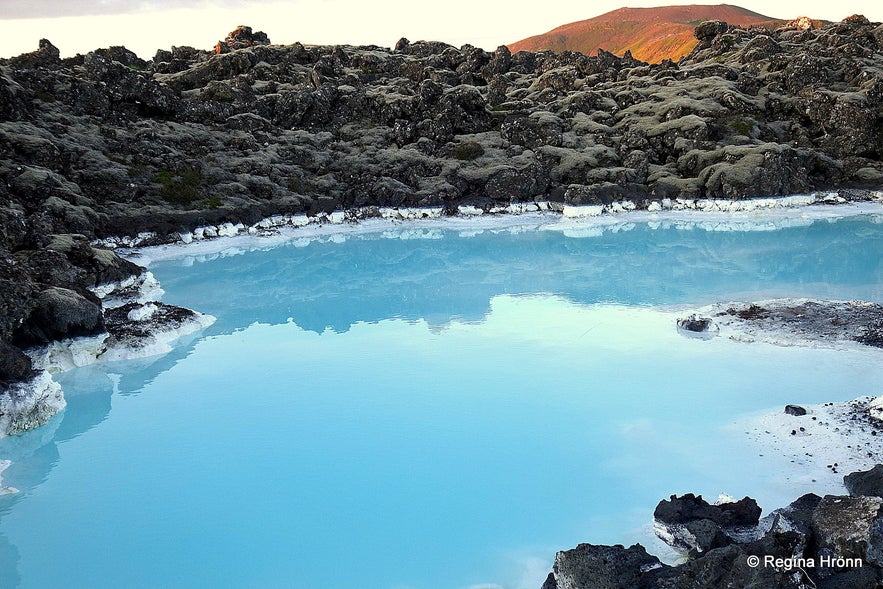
[13,287,105,345]
[845,465,883,498]
[655,493,762,528]
[784,404,808,416]
[550,543,667,589]
[0,339,32,383]
[544,491,883,588]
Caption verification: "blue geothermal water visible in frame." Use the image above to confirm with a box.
[1,213,882,588]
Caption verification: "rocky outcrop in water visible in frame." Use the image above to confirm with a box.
[542,470,883,588]
[1,17,882,418]
[678,299,883,349]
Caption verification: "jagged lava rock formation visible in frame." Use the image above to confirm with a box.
[543,471,883,588]
[1,16,883,428]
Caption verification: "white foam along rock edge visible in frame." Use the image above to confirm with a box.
[738,396,883,492]
[92,191,883,250]
[0,371,65,439]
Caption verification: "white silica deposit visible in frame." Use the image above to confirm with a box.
[739,395,883,494]
[0,371,65,438]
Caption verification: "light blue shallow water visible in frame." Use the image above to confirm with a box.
[1,214,882,588]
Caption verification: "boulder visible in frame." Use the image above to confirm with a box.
[844,465,883,498]
[0,339,32,383]
[7,38,62,70]
[213,25,270,54]
[694,21,728,44]
[785,404,808,416]
[13,287,105,345]
[680,518,733,554]
[654,544,807,589]
[550,543,665,589]
[676,314,714,333]
[655,493,762,528]
[811,495,883,561]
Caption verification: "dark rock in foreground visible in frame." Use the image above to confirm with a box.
[845,465,883,498]
[543,473,883,588]
[653,493,762,554]
[655,493,762,528]
[13,286,105,345]
[547,543,666,589]
[0,339,32,383]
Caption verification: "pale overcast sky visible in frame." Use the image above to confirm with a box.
[1,0,881,59]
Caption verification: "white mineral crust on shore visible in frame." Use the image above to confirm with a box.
[740,396,883,491]
[0,371,65,438]
[28,308,215,371]
[90,192,882,250]
[92,271,164,308]
[98,310,216,363]
[683,298,883,350]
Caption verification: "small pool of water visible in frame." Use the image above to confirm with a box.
[1,212,882,588]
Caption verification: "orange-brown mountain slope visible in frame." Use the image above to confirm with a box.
[508,4,782,63]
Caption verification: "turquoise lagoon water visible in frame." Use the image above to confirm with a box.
[1,212,883,588]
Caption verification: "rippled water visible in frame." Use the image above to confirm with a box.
[1,212,882,588]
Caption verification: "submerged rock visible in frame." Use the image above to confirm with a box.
[676,314,719,340]
[676,315,714,333]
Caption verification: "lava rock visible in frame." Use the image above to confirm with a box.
[655,493,762,528]
[844,465,883,498]
[654,543,808,589]
[677,314,714,332]
[695,20,728,44]
[13,287,105,345]
[785,404,808,416]
[550,543,665,589]
[856,320,883,348]
[214,25,270,54]
[812,495,883,561]
[0,339,32,383]
[681,518,734,554]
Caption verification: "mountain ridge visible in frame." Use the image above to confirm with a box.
[508,4,788,62]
